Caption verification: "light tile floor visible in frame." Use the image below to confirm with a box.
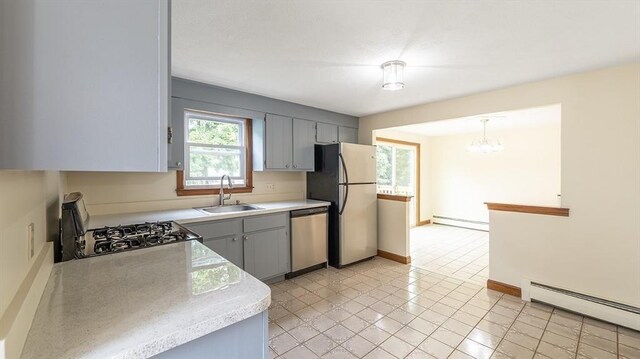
[410,225,489,286]
[268,225,640,358]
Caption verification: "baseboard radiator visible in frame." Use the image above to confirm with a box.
[432,215,489,231]
[528,281,640,331]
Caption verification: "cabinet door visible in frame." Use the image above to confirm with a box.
[338,127,358,144]
[292,119,316,170]
[168,98,186,170]
[202,235,244,269]
[0,0,169,171]
[243,228,290,281]
[316,123,339,144]
[265,114,293,169]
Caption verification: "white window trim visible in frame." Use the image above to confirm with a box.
[183,110,247,189]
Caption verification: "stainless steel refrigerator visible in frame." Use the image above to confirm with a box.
[307,143,378,268]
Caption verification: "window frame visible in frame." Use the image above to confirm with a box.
[176,109,253,196]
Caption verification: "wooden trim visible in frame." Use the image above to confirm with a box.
[375,137,417,147]
[377,193,413,202]
[377,250,411,264]
[376,137,423,226]
[487,279,522,298]
[417,219,431,226]
[485,202,569,217]
[176,118,254,197]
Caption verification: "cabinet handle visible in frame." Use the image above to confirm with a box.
[243,235,248,241]
[293,164,297,168]
[232,237,237,242]
[176,161,182,167]
[285,164,290,168]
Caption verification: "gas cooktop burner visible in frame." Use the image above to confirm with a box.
[81,221,201,257]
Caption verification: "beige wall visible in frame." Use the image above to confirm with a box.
[0,171,65,358]
[427,121,561,224]
[360,62,640,307]
[66,171,306,215]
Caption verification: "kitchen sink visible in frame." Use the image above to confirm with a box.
[196,204,263,214]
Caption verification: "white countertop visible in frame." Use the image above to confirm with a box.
[88,199,331,229]
[21,241,271,359]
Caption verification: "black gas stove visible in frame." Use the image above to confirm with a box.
[88,221,200,256]
[56,192,202,262]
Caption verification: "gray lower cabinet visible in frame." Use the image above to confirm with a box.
[153,311,268,359]
[243,228,289,281]
[184,213,290,282]
[339,126,359,144]
[316,123,339,143]
[202,235,243,269]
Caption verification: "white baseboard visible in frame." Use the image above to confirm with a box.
[525,281,640,331]
[432,215,489,231]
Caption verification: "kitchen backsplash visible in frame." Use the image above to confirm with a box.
[65,171,306,215]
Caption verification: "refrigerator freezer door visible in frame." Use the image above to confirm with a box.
[339,183,377,266]
[339,143,376,184]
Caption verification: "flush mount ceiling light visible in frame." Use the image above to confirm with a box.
[381,60,406,91]
[468,118,504,153]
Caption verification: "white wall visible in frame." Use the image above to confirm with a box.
[377,198,410,258]
[65,171,306,215]
[427,120,561,225]
[360,62,640,307]
[0,171,65,359]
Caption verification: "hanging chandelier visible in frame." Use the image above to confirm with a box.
[381,60,406,90]
[467,119,504,153]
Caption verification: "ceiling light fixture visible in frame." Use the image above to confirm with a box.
[467,119,504,153]
[381,60,406,91]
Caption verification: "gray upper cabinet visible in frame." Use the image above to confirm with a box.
[292,119,316,170]
[316,123,339,144]
[339,127,359,144]
[0,0,170,171]
[265,114,293,170]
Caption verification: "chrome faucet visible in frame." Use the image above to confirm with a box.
[218,174,233,206]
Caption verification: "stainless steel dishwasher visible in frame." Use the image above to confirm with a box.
[286,206,328,278]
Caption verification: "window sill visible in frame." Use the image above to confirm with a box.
[176,186,254,197]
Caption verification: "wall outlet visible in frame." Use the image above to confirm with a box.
[27,223,34,259]
[265,183,276,193]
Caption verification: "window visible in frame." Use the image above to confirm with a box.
[177,110,253,196]
[376,142,415,195]
[376,138,419,226]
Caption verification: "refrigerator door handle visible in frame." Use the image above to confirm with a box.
[338,154,349,215]
[339,183,349,215]
[338,153,349,184]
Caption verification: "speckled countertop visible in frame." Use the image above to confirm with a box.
[88,199,331,228]
[21,241,271,359]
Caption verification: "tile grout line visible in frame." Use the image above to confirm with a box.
[573,314,585,359]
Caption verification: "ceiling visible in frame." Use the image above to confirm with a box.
[387,104,561,137]
[172,1,640,117]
